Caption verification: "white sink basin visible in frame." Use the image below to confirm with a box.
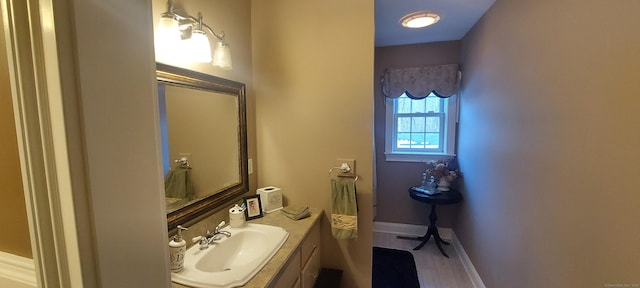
[171,223,289,288]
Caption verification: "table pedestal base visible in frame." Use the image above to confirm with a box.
[397,204,451,258]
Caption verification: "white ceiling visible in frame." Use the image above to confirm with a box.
[375,0,495,47]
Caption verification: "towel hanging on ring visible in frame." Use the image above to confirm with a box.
[330,177,358,240]
[164,167,195,200]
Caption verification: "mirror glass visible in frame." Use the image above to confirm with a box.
[157,63,248,229]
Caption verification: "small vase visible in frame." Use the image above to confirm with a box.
[437,177,450,191]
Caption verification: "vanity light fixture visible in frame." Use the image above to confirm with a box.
[400,11,441,29]
[156,0,232,69]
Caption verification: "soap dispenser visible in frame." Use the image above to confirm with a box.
[169,225,188,272]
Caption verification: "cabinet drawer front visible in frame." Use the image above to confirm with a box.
[301,221,321,264]
[271,249,301,288]
[300,247,321,288]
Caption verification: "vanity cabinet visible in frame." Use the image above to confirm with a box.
[300,221,321,287]
[271,220,321,288]
[272,249,301,288]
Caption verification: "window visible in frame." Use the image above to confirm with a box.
[385,92,458,162]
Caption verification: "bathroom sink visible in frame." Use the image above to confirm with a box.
[171,223,289,288]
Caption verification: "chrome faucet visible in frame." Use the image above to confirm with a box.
[192,221,232,250]
[212,221,231,240]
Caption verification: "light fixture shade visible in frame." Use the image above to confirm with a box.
[155,15,181,59]
[400,11,441,28]
[212,41,232,70]
[186,29,212,63]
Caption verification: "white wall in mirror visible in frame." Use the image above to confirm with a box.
[158,83,240,211]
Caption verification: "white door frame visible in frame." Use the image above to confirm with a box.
[1,0,90,286]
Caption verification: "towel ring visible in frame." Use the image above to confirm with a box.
[329,163,358,182]
[175,157,191,169]
[328,162,351,174]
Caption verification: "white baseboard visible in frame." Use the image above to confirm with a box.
[373,222,485,288]
[0,251,36,288]
[372,221,452,239]
[450,232,486,288]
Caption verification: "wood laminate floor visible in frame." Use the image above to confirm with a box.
[373,232,474,288]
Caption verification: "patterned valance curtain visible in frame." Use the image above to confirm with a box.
[381,64,461,99]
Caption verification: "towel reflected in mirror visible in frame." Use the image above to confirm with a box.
[165,167,195,206]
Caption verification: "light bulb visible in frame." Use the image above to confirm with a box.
[400,12,440,29]
[155,15,181,60]
[186,29,212,63]
[212,41,232,70]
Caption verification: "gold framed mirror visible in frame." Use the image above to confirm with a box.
[156,63,248,230]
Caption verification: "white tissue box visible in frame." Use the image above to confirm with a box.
[257,186,283,213]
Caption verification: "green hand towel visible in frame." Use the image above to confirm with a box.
[330,177,358,240]
[281,205,310,220]
[164,168,195,200]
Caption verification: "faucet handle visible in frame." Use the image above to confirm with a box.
[214,221,226,233]
[192,235,211,250]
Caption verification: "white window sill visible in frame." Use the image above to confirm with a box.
[384,152,456,163]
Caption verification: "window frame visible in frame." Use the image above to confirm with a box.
[384,92,458,162]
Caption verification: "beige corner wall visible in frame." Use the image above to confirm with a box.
[0,16,31,258]
[374,41,461,227]
[251,1,374,287]
[152,0,257,195]
[457,0,640,287]
[62,0,171,286]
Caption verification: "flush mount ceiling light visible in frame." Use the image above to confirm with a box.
[156,0,232,69]
[400,11,441,29]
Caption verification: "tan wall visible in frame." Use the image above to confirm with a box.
[374,41,461,227]
[0,15,31,258]
[457,0,640,287]
[251,1,374,287]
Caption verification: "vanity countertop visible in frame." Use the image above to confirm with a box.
[171,207,323,288]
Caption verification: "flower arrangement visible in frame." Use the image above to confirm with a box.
[425,158,460,184]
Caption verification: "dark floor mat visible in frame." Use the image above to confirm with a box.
[372,246,420,288]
